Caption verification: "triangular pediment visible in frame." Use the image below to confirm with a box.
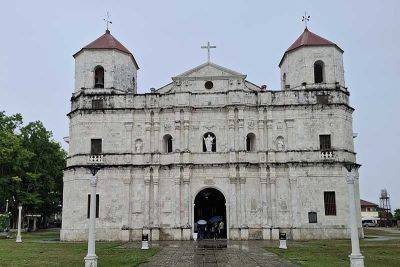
[173,62,246,80]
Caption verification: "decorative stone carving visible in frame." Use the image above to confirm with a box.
[247,120,255,129]
[135,139,143,153]
[164,123,172,131]
[276,136,285,151]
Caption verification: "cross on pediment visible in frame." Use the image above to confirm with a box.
[201,41,216,63]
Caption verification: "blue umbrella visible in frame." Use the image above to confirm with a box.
[197,219,207,225]
[209,216,223,224]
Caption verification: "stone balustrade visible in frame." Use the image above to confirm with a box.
[67,150,356,168]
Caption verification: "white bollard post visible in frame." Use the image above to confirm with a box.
[346,170,364,267]
[141,234,149,250]
[5,200,8,213]
[279,233,287,249]
[84,175,98,267]
[16,205,22,243]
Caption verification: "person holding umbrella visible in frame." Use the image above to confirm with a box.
[197,219,207,239]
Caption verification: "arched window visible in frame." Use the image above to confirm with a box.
[94,66,104,88]
[203,132,216,152]
[314,61,324,84]
[163,134,173,153]
[246,133,256,151]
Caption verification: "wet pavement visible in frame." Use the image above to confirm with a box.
[142,239,296,267]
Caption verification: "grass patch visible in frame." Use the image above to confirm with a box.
[265,229,400,266]
[0,230,158,266]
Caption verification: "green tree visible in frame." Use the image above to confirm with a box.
[0,111,66,228]
[394,209,400,220]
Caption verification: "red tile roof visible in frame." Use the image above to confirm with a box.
[82,30,131,54]
[360,199,378,207]
[279,28,342,67]
[286,28,336,53]
[74,30,139,69]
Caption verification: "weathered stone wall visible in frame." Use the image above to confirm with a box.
[61,85,358,241]
[280,46,345,90]
[74,50,137,93]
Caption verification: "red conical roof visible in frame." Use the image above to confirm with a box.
[82,30,131,54]
[74,30,139,69]
[279,28,342,66]
[286,28,337,52]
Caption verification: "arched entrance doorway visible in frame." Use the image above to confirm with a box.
[194,188,227,239]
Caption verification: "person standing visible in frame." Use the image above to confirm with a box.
[218,221,224,238]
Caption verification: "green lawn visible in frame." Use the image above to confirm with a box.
[0,230,158,266]
[265,228,400,267]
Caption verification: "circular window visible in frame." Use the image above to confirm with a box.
[204,81,214,89]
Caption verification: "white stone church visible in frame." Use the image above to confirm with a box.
[61,26,362,241]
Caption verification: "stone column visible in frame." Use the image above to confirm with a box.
[121,173,133,241]
[144,169,151,227]
[16,205,22,243]
[174,110,181,152]
[229,165,237,228]
[174,175,181,227]
[152,167,159,227]
[258,108,265,150]
[289,175,298,229]
[238,109,245,151]
[269,167,277,227]
[183,110,190,151]
[84,176,98,267]
[285,120,294,149]
[154,114,160,153]
[239,166,247,227]
[145,118,151,153]
[346,170,364,267]
[259,165,268,227]
[182,167,191,226]
[228,108,235,151]
[124,122,134,153]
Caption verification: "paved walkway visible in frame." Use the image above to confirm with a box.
[142,240,296,267]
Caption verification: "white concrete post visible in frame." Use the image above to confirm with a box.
[5,200,8,213]
[16,205,22,243]
[346,170,364,267]
[84,175,98,267]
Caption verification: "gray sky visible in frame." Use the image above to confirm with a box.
[0,0,399,209]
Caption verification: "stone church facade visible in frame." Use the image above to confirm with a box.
[61,27,362,241]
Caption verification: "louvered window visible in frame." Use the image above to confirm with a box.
[324,191,336,216]
[91,139,102,155]
[319,135,331,151]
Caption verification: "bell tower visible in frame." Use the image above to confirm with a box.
[279,28,345,90]
[73,30,139,93]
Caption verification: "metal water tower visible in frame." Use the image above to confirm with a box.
[379,189,391,227]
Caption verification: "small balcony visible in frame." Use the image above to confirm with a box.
[88,154,103,164]
[320,150,334,159]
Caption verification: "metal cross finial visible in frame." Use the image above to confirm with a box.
[103,11,112,31]
[302,12,310,29]
[201,41,216,63]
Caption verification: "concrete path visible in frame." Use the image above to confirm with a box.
[142,240,296,267]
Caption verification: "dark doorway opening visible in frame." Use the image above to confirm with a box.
[194,188,227,239]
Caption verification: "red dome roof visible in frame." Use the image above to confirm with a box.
[279,28,342,66]
[82,30,131,54]
[286,28,338,52]
[74,30,139,69]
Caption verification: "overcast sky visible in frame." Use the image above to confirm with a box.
[0,0,399,209]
